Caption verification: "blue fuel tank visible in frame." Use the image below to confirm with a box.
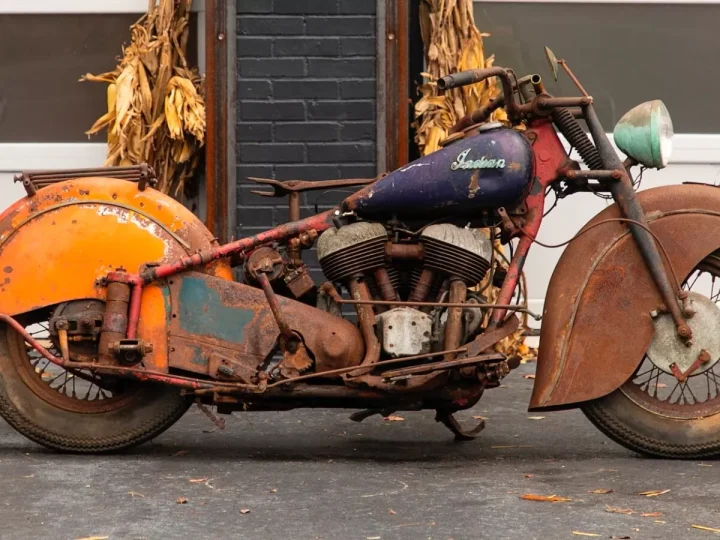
[343,125,534,219]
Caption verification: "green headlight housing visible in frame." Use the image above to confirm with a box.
[613,100,674,169]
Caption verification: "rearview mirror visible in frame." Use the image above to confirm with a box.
[544,47,559,81]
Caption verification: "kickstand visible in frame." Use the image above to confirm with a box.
[196,401,226,430]
[435,409,485,441]
[350,409,397,423]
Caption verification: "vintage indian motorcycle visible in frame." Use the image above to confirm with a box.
[2,49,720,458]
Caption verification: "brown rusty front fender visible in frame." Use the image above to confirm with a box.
[530,184,720,410]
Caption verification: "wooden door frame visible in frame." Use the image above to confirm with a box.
[204,0,237,244]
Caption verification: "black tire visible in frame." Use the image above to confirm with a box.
[0,323,191,453]
[583,390,720,459]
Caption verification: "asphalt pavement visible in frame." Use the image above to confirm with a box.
[0,362,718,540]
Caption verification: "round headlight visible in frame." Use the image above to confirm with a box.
[614,100,674,169]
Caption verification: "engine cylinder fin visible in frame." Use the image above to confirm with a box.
[422,236,490,285]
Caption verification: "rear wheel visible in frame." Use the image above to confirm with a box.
[583,253,720,458]
[0,310,190,453]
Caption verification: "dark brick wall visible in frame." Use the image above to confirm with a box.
[236,0,377,248]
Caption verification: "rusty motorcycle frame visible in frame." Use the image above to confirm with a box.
[3,55,720,457]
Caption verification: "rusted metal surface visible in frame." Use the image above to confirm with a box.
[255,272,293,341]
[490,120,570,328]
[326,297,541,319]
[347,276,381,376]
[98,281,131,364]
[462,315,520,358]
[409,268,434,303]
[141,210,335,283]
[165,272,364,378]
[283,265,315,299]
[14,164,157,196]
[386,242,424,261]
[373,267,398,302]
[585,104,691,342]
[443,280,467,361]
[439,67,520,121]
[248,176,381,198]
[382,353,505,379]
[246,247,285,282]
[531,184,720,409]
[448,96,505,136]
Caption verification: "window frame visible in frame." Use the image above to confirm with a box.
[0,0,207,196]
[472,0,720,165]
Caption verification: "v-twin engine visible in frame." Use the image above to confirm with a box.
[317,222,493,358]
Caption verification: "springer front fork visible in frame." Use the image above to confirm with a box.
[488,108,691,345]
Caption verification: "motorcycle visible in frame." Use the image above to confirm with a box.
[1,48,719,458]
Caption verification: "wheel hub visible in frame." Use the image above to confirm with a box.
[647,292,720,376]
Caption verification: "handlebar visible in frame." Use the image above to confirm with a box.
[439,66,593,133]
[438,67,520,121]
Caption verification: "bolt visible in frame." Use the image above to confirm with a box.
[698,349,712,364]
[650,309,659,318]
[677,325,691,338]
[611,170,622,180]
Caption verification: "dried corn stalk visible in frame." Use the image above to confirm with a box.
[82,0,205,197]
[416,0,534,360]
[415,0,506,156]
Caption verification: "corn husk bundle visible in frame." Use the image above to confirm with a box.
[416,0,534,361]
[415,0,507,156]
[82,0,205,197]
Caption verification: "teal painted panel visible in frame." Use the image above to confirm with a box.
[178,276,255,344]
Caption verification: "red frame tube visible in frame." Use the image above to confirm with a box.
[106,124,569,343]
[105,210,336,342]
[489,120,571,328]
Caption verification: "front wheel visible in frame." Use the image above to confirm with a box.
[583,253,720,458]
[0,312,191,453]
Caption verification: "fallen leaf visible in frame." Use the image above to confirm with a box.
[189,478,208,483]
[367,537,381,540]
[572,533,600,537]
[22,474,34,479]
[606,506,634,515]
[654,520,665,524]
[520,494,571,503]
[389,509,396,515]
[638,489,670,497]
[472,415,488,420]
[523,374,536,379]
[270,488,278,494]
[173,450,188,457]
[656,383,668,388]
[640,512,664,518]
[76,537,109,540]
[128,491,145,498]
[524,474,535,479]
[527,416,545,420]
[590,489,614,494]
[492,445,534,449]
[384,415,404,422]
[692,525,720,533]
[698,464,713,467]
[240,508,251,514]
[176,497,188,504]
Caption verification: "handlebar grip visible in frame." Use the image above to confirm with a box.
[438,68,499,90]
